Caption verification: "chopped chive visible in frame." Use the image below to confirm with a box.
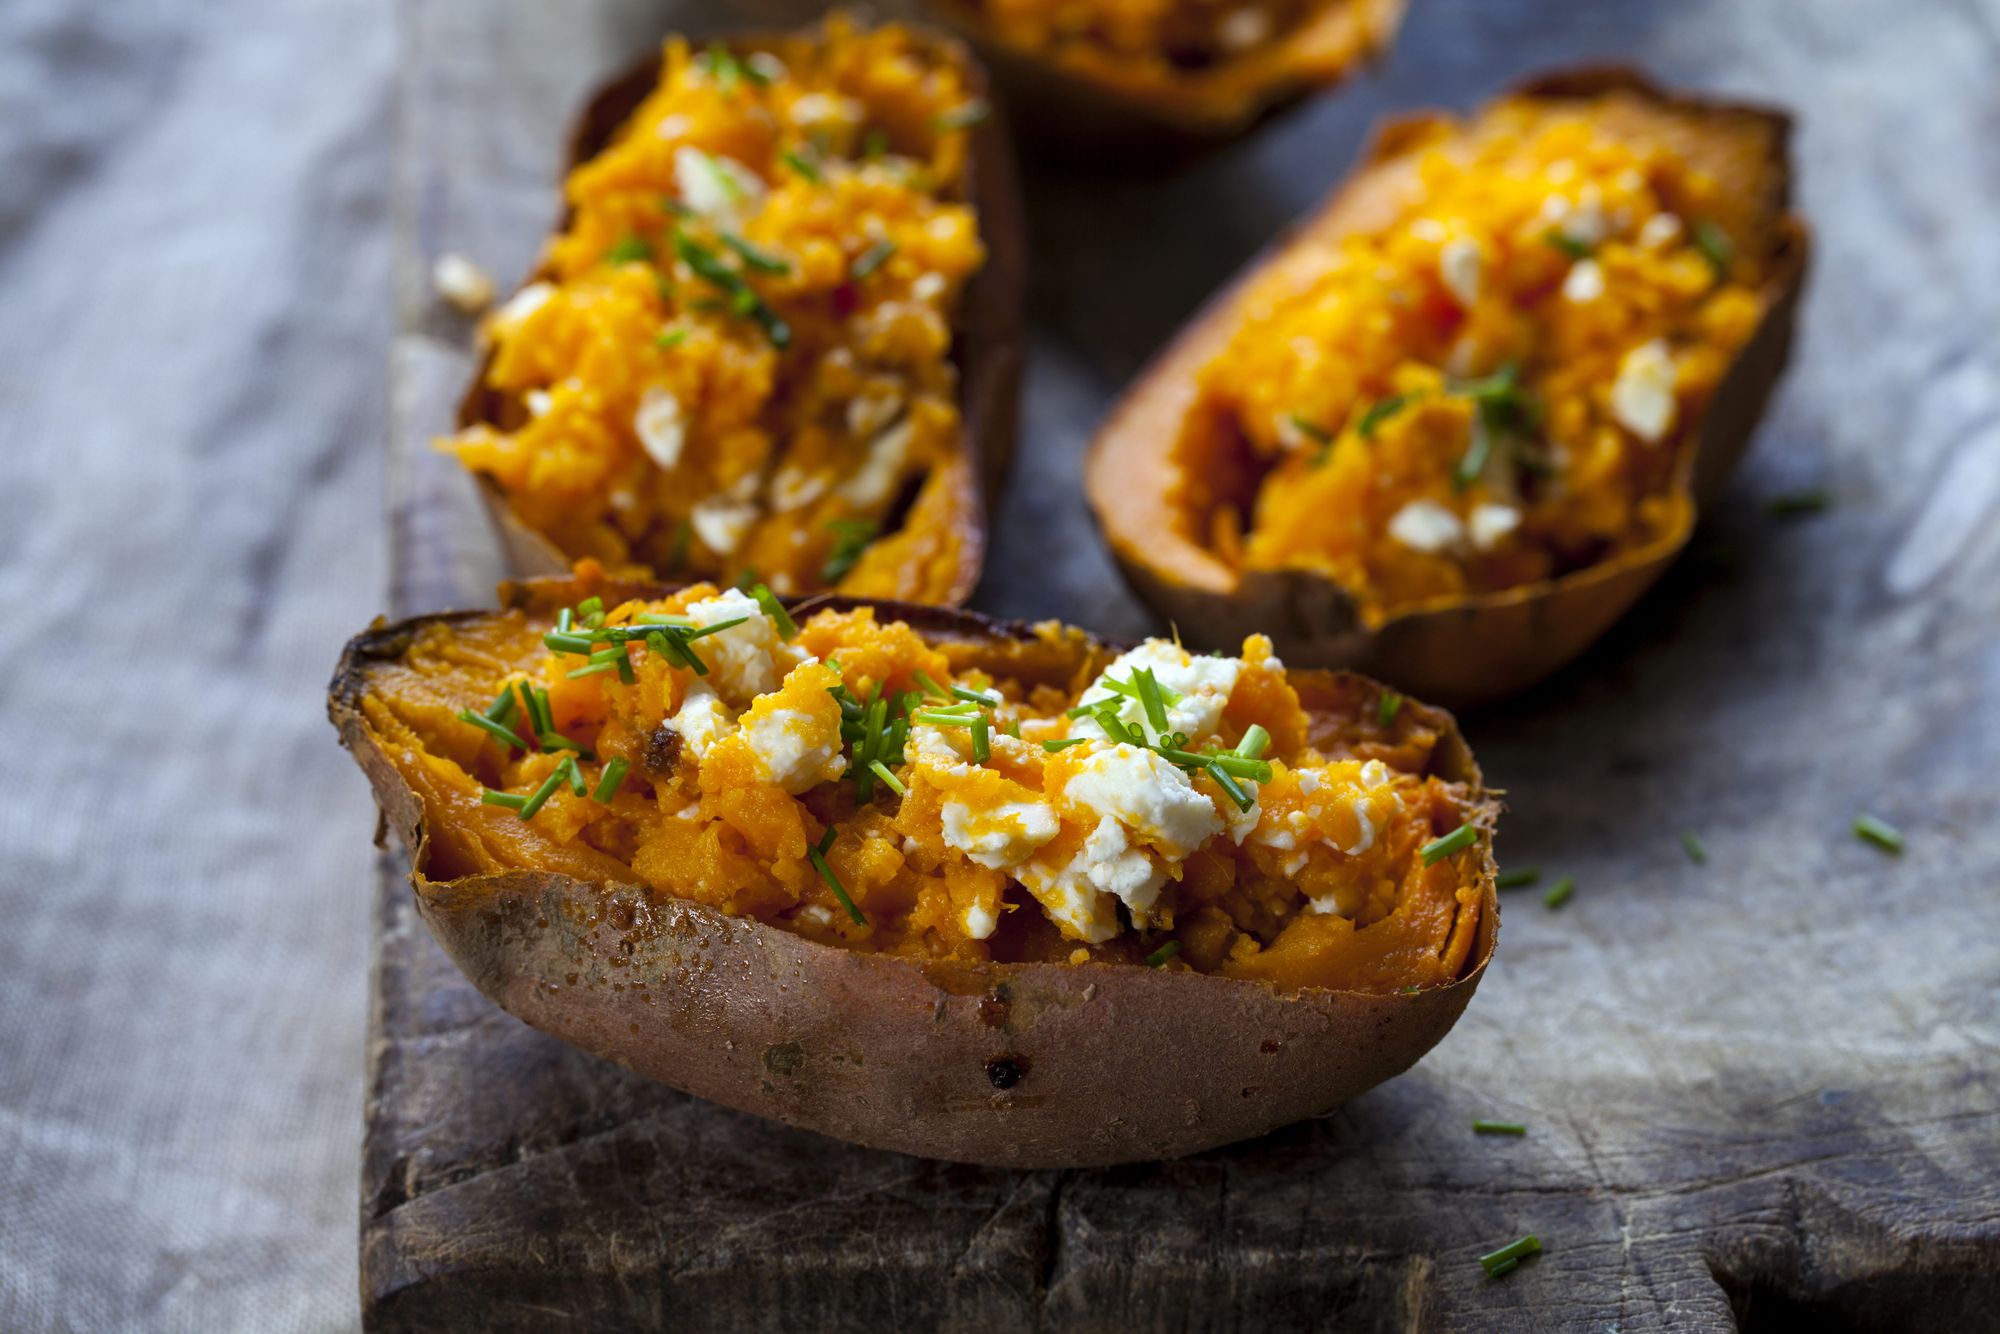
[543,631,597,655]
[655,327,689,350]
[561,756,587,796]
[1133,668,1170,733]
[749,583,798,639]
[913,707,979,725]
[538,731,589,757]
[666,518,691,572]
[1206,762,1255,812]
[480,789,528,809]
[483,685,520,725]
[780,148,822,183]
[591,758,630,804]
[680,616,748,641]
[1768,488,1832,515]
[1542,228,1594,260]
[1005,719,1021,739]
[1288,414,1334,450]
[1693,220,1734,279]
[517,767,567,820]
[458,709,529,751]
[1168,750,1270,783]
[971,714,991,763]
[1543,876,1577,909]
[1679,830,1707,864]
[808,830,866,925]
[868,760,906,797]
[723,233,791,275]
[851,239,896,280]
[672,230,790,347]
[862,128,888,159]
[1854,814,1904,853]
[1235,724,1270,760]
[911,670,949,700]
[933,101,989,131]
[555,608,573,634]
[951,684,1001,707]
[1377,691,1404,727]
[1495,867,1539,890]
[565,661,619,679]
[1479,1236,1541,1277]
[1473,1120,1527,1136]
[1144,940,1181,968]
[1420,823,1477,866]
[605,234,653,266]
[635,612,695,626]
[821,518,878,581]
[1357,393,1412,440]
[1043,737,1088,753]
[1453,413,1493,492]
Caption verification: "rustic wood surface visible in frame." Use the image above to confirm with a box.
[368,0,2000,1327]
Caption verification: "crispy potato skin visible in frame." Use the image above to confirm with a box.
[330,575,1499,1167]
[1085,68,1811,707]
[921,0,1407,163]
[458,27,1025,606]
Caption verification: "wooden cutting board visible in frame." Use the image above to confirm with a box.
[363,0,2000,1326]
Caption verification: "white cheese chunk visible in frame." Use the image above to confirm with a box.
[673,147,766,229]
[1439,237,1483,307]
[1611,339,1678,443]
[1218,6,1273,50]
[769,465,830,513]
[1562,257,1606,303]
[962,900,999,940]
[1468,502,1522,551]
[690,496,759,557]
[1064,743,1222,861]
[681,588,803,703]
[490,281,553,333]
[669,683,732,759]
[1387,499,1465,554]
[740,705,847,794]
[432,253,494,314]
[634,386,686,470]
[1071,640,1242,747]
[838,417,914,507]
[1637,212,1684,250]
[940,797,1060,871]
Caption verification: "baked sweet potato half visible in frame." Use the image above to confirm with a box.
[445,18,1024,605]
[1086,68,1810,706]
[923,0,1407,159]
[330,567,1497,1166]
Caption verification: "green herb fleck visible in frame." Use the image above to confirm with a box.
[480,789,528,810]
[781,148,822,184]
[458,708,528,751]
[1495,867,1539,891]
[822,518,878,581]
[517,766,567,821]
[723,233,791,275]
[1042,737,1089,753]
[1144,940,1181,968]
[655,327,689,350]
[1854,813,1904,853]
[1543,876,1577,910]
[809,827,867,924]
[592,758,630,804]
[1543,229,1593,260]
[1377,691,1404,728]
[933,101,989,131]
[749,583,798,639]
[1357,393,1412,440]
[1679,830,1708,864]
[1479,1235,1541,1278]
[851,239,897,280]
[868,760,907,797]
[1473,1120,1527,1136]
[1693,220,1734,280]
[606,234,652,266]
[1420,823,1476,867]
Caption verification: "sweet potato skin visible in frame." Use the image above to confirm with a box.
[1085,68,1811,707]
[329,576,1498,1167]
[457,26,1025,605]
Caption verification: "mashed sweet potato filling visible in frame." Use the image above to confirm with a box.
[443,20,987,598]
[359,571,1485,993]
[1193,92,1774,621]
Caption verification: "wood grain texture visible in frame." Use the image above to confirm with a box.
[369,0,2000,1327]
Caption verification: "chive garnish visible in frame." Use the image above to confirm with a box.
[1543,876,1577,909]
[1693,220,1733,279]
[555,608,573,634]
[1854,814,1904,853]
[1473,1120,1527,1135]
[809,828,866,924]
[1679,830,1707,864]
[606,234,652,266]
[655,327,689,350]
[1144,941,1181,968]
[480,790,528,809]
[1767,488,1832,515]
[544,631,597,655]
[911,670,949,700]
[483,685,520,724]
[1357,393,1411,440]
[1453,413,1493,492]
[822,518,878,581]
[1043,737,1088,753]
[517,766,567,820]
[1235,724,1270,760]
[1287,414,1334,450]
[780,148,822,183]
[951,684,1001,707]
[565,660,619,679]
[561,755,588,797]
[723,233,791,275]
[458,709,528,751]
[1479,1236,1541,1277]
[1420,823,1476,866]
[1133,667,1170,733]
[749,583,798,639]
[591,758,630,804]
[672,230,790,347]
[862,128,888,159]
[1542,229,1593,260]
[1495,867,1539,890]
[666,518,691,572]
[1377,691,1403,727]
[1206,763,1255,813]
[868,760,906,797]
[933,101,989,131]
[851,239,896,280]
[971,714,992,763]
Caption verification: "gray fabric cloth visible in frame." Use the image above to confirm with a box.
[0,0,391,1328]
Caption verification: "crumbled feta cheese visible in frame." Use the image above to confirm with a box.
[1064,743,1222,861]
[1562,257,1605,304]
[787,92,862,128]
[691,496,759,556]
[1341,800,1378,856]
[1218,6,1273,49]
[1387,499,1465,554]
[673,147,765,228]
[1071,640,1242,747]
[740,704,846,794]
[1439,237,1483,307]
[838,417,913,506]
[845,389,903,440]
[911,272,946,303]
[1637,212,1684,250]
[1468,502,1522,551]
[524,389,553,418]
[1017,840,1125,944]
[634,387,686,469]
[670,683,733,758]
[769,466,830,513]
[963,900,998,940]
[652,114,691,141]
[491,281,553,333]
[432,253,494,314]
[747,53,787,83]
[1225,785,1262,845]
[681,587,803,703]
[1611,339,1678,443]
[1408,217,1447,244]
[941,797,1060,870]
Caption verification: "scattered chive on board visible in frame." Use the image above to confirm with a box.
[1543,876,1577,910]
[1854,813,1904,853]
[1495,868,1539,890]
[1473,1120,1527,1136]
[1680,830,1708,864]
[1478,1235,1541,1278]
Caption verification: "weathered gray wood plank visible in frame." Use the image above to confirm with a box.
[369,0,2000,1327]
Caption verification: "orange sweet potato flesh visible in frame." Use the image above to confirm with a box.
[329,571,1500,1166]
[1085,68,1810,706]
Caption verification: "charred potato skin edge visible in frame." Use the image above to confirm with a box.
[329,575,1499,1168]
[456,25,1027,607]
[1084,66,1812,708]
